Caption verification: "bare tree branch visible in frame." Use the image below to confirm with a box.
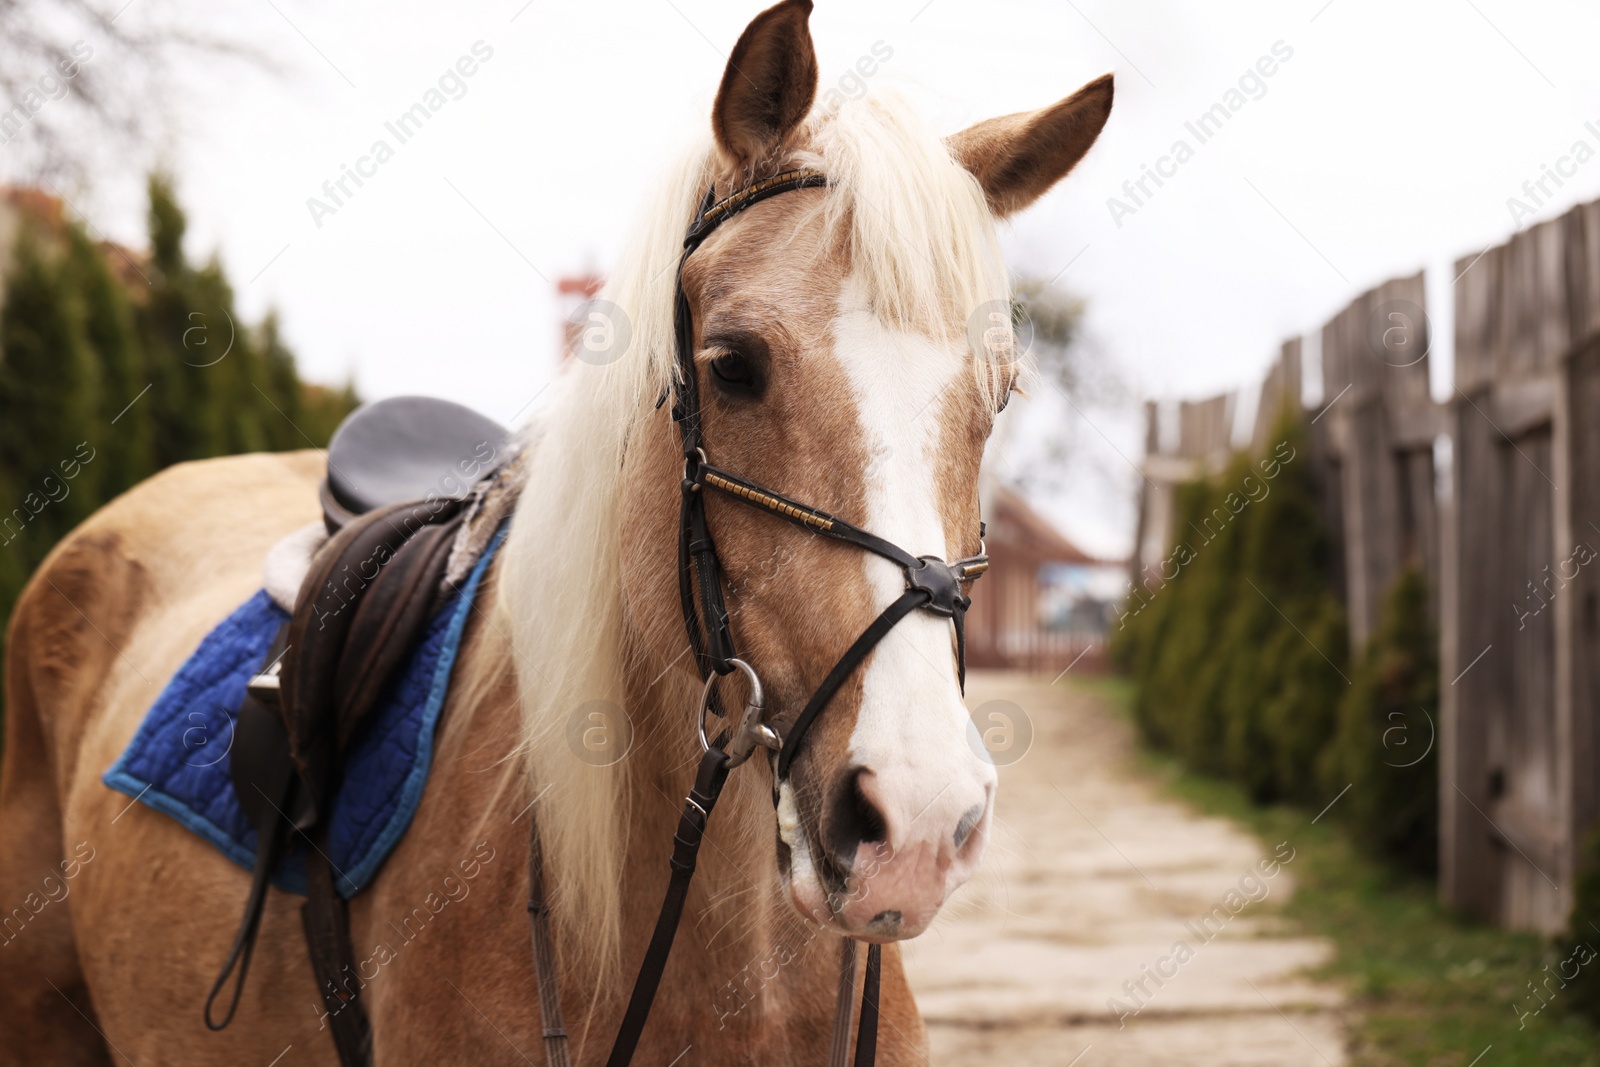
[1006,277,1130,497]
[0,0,268,185]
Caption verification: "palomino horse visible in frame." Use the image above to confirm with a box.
[0,1,1112,1061]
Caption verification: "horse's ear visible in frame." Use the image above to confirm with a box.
[712,0,819,170]
[947,74,1114,218]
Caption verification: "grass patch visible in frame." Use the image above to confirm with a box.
[1080,676,1600,1066]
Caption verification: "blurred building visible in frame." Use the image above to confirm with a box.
[965,485,1124,674]
[0,186,148,293]
[555,272,603,360]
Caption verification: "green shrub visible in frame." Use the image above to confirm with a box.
[1124,475,1244,769]
[1233,419,1345,802]
[1568,821,1600,1023]
[1121,414,1347,804]
[1318,566,1437,872]
[1259,595,1348,803]
[0,177,359,642]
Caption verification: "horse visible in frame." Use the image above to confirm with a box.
[0,1,1112,1062]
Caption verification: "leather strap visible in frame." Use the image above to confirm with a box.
[203,790,289,1030]
[696,462,924,574]
[673,172,828,682]
[206,627,297,1031]
[828,939,859,1067]
[527,805,571,1067]
[605,748,731,1066]
[332,513,464,748]
[776,589,927,780]
[825,937,882,1066]
[854,944,881,1067]
[304,822,372,1065]
[206,497,472,1063]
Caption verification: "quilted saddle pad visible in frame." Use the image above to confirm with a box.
[103,528,505,898]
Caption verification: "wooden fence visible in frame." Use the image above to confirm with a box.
[1131,199,1600,934]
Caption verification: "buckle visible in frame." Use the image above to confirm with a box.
[953,541,989,582]
[682,447,707,495]
[245,652,287,701]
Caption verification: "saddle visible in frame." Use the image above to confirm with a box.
[205,397,509,1065]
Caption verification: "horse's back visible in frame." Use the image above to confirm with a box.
[0,449,332,1065]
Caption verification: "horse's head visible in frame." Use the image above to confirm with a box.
[612,0,1112,944]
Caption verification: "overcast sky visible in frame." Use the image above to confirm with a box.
[41,0,1600,556]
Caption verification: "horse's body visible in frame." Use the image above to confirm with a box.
[0,3,1112,1062]
[1,451,912,1064]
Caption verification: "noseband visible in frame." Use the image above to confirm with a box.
[532,168,990,1067]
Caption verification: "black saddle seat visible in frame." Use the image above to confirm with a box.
[319,396,509,532]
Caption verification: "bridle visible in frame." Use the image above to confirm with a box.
[527,168,991,1067]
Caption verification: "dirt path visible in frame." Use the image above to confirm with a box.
[901,672,1347,1066]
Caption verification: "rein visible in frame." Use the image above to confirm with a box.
[528,168,990,1066]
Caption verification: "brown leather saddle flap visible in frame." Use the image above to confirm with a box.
[280,496,467,825]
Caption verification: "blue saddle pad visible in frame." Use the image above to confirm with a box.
[103,528,505,898]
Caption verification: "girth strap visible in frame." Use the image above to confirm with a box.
[304,822,371,1065]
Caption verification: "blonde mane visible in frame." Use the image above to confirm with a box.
[467,90,1012,979]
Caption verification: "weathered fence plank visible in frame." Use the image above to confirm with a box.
[1134,198,1600,933]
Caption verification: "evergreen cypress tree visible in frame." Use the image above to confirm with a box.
[1319,566,1437,870]
[1120,414,1349,804]
[140,174,211,466]
[257,312,308,449]
[65,225,154,498]
[0,176,358,652]
[1228,418,1347,802]
[1125,473,1247,773]
[191,257,272,456]
[0,225,101,549]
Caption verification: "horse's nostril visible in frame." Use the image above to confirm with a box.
[953,803,985,851]
[824,766,887,869]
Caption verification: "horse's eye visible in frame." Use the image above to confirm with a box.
[704,333,769,398]
[711,352,755,389]
[996,385,1012,414]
